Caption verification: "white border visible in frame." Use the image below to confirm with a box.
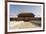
[7,2,43,32]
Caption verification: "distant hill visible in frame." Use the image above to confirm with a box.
[18,13,35,17]
[10,13,41,21]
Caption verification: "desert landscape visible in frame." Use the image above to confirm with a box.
[9,13,41,29]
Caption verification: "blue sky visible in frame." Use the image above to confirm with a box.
[10,4,41,17]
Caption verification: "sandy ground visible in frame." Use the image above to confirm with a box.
[9,21,40,29]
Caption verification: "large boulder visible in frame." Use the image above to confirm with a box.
[18,13,35,18]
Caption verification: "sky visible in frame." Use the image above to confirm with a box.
[10,4,42,17]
